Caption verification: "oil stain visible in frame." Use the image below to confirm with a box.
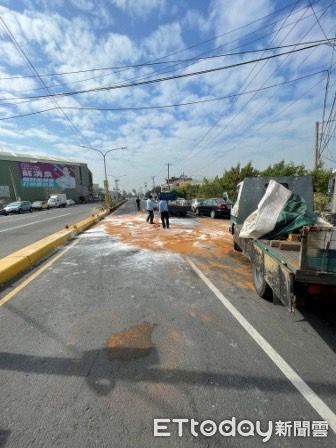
[106,322,155,361]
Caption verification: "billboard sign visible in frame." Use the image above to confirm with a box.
[19,162,76,189]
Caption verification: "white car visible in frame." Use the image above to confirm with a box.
[66,199,76,206]
[191,198,203,212]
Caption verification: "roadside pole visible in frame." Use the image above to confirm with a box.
[80,145,127,208]
[314,121,319,169]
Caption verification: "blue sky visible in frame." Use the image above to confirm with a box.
[0,0,335,191]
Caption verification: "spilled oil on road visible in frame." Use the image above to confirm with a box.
[106,322,155,361]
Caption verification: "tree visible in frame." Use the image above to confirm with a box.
[309,164,332,193]
[220,162,259,199]
[260,160,306,177]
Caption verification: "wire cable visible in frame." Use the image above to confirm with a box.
[0,71,326,121]
[0,43,325,104]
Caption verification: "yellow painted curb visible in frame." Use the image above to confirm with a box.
[0,207,112,288]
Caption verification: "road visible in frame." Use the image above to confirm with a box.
[0,200,335,447]
[0,203,103,259]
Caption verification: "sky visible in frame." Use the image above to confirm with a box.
[0,0,335,192]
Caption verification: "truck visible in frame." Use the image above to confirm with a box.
[159,192,191,217]
[48,194,67,208]
[168,198,191,217]
[229,176,336,311]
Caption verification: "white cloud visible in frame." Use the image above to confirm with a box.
[70,0,95,12]
[141,22,184,59]
[182,9,211,35]
[209,0,273,46]
[109,0,166,18]
[0,0,335,190]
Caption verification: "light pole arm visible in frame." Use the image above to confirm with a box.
[78,145,127,208]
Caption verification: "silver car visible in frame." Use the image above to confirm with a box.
[3,201,32,215]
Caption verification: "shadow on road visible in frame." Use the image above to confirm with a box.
[296,296,336,353]
[1,347,336,397]
[0,430,10,448]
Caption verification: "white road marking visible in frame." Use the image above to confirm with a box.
[186,257,336,433]
[0,213,71,233]
[0,213,49,225]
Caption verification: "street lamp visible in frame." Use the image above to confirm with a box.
[80,145,126,207]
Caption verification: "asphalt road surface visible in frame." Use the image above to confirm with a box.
[0,203,103,259]
[0,201,335,447]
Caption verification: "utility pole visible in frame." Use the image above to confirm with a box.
[314,121,320,169]
[151,176,155,190]
[165,163,172,190]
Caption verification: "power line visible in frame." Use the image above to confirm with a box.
[172,0,312,168]
[0,43,326,104]
[0,39,333,82]
[0,15,92,149]
[0,0,308,82]
[191,77,325,176]
[0,70,326,121]
[177,0,336,170]
[191,63,336,173]
[309,0,332,42]
[0,4,326,100]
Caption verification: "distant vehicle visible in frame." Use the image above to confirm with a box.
[168,198,191,217]
[32,200,49,210]
[0,199,10,215]
[48,194,67,208]
[66,199,76,206]
[191,198,203,212]
[3,201,32,215]
[195,198,231,219]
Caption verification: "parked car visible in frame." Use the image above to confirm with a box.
[66,199,76,206]
[32,200,49,210]
[0,199,10,215]
[3,201,33,215]
[195,198,231,219]
[191,198,203,212]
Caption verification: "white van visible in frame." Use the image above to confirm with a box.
[48,194,67,208]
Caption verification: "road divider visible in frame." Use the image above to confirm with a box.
[0,202,124,288]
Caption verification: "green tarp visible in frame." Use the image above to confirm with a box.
[263,193,317,239]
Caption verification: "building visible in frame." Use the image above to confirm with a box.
[161,173,193,192]
[0,151,93,203]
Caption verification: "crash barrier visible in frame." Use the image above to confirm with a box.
[0,201,125,288]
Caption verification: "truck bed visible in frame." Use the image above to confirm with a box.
[255,240,300,273]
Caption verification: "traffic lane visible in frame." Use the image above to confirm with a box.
[0,202,101,228]
[0,203,103,259]
[0,211,334,446]
[188,224,336,416]
[102,207,336,425]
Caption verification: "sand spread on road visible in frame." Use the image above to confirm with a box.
[103,212,253,290]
